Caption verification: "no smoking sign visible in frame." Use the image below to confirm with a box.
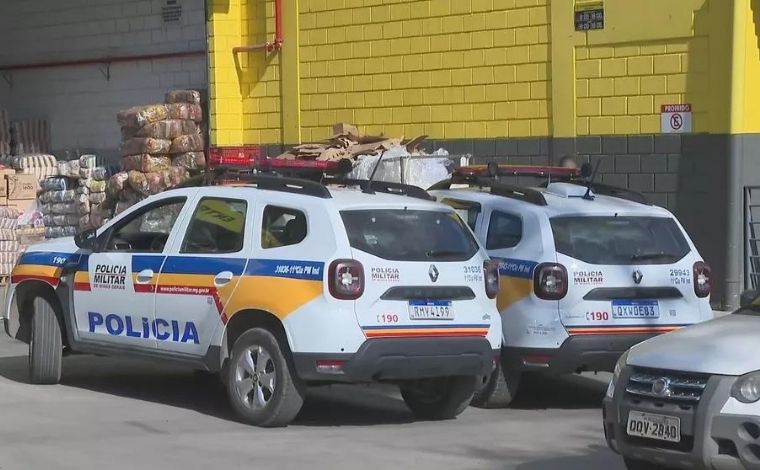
[661,104,692,134]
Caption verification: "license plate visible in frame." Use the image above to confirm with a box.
[626,410,681,443]
[408,300,454,320]
[611,299,659,318]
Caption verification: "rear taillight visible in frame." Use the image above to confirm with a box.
[533,263,568,300]
[329,259,364,300]
[693,261,711,298]
[484,260,500,299]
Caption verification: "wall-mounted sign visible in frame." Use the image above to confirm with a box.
[661,104,692,134]
[575,1,604,31]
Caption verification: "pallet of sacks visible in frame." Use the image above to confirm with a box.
[110,90,202,214]
[39,155,109,238]
[0,207,45,284]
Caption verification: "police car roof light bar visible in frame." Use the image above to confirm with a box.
[324,177,435,201]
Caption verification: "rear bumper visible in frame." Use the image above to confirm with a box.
[504,333,657,374]
[293,337,498,383]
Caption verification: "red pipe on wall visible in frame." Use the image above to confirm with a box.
[232,0,283,54]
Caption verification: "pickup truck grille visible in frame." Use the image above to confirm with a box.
[625,369,709,403]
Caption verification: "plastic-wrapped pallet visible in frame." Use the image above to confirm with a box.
[12,153,58,181]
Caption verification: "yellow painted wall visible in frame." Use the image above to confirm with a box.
[298,0,551,143]
[207,0,755,146]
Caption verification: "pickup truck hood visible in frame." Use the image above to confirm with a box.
[627,314,760,376]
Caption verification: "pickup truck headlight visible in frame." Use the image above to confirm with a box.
[731,371,760,403]
[606,350,629,399]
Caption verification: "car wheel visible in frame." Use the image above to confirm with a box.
[28,296,62,385]
[470,357,520,408]
[225,328,304,427]
[624,458,672,470]
[400,376,478,420]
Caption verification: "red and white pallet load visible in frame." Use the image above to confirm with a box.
[0,206,44,283]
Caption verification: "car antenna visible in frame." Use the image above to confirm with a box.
[364,149,387,194]
[582,160,601,200]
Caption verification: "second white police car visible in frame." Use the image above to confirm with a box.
[430,163,713,407]
[3,170,502,426]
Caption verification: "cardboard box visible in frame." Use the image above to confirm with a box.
[5,198,35,213]
[6,174,38,200]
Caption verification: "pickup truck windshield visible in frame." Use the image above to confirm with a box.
[341,209,479,261]
[550,216,691,265]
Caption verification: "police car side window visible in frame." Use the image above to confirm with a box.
[181,198,247,254]
[486,211,523,250]
[104,198,186,253]
[261,206,307,249]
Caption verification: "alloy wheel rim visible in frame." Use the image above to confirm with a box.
[234,345,276,409]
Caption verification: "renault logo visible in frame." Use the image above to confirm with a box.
[633,269,643,284]
[652,377,672,397]
[429,264,439,283]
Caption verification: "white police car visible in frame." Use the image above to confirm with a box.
[4,172,501,426]
[430,164,712,408]
[604,290,760,470]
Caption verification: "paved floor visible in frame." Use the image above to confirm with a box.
[0,336,622,470]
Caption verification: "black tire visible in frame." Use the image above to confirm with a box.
[471,357,520,408]
[400,376,478,420]
[225,328,304,427]
[28,296,62,385]
[624,458,671,470]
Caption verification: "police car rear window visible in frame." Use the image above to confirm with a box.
[341,209,479,262]
[550,216,690,265]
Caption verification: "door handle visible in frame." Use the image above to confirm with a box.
[136,269,154,284]
[214,271,234,287]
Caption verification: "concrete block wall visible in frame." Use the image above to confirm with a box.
[0,0,208,159]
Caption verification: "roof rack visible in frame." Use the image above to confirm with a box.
[560,180,651,205]
[178,168,333,199]
[454,164,579,180]
[489,182,548,206]
[323,177,435,201]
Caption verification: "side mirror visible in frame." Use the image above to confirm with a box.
[740,289,760,309]
[74,228,98,250]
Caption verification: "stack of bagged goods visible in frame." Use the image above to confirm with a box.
[11,119,50,154]
[111,90,202,213]
[0,197,45,279]
[0,110,9,157]
[39,155,110,238]
[6,153,58,181]
[76,155,108,230]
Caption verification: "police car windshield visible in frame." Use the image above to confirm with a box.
[550,216,690,265]
[341,209,479,262]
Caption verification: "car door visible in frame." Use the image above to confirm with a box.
[72,195,189,349]
[154,194,250,356]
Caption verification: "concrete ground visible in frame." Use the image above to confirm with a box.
[0,336,621,470]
